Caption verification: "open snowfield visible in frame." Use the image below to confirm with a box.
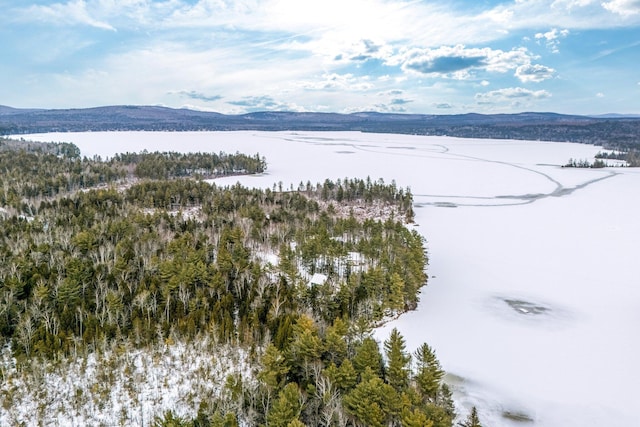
[22,131,640,426]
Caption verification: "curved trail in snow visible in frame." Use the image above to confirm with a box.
[282,133,620,207]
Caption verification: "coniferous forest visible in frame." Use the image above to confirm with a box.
[0,138,469,426]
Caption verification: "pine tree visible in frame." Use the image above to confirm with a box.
[267,383,304,427]
[384,328,411,392]
[414,343,444,401]
[401,407,433,427]
[152,410,190,427]
[287,315,323,381]
[323,317,348,364]
[458,406,482,427]
[209,411,239,427]
[324,359,357,391]
[437,384,456,421]
[353,337,384,377]
[343,375,398,427]
[386,273,405,313]
[259,344,290,390]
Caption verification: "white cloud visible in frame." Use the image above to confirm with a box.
[551,0,597,10]
[342,102,409,114]
[338,39,394,63]
[535,28,570,41]
[227,95,306,112]
[5,0,638,113]
[489,0,639,29]
[13,0,640,41]
[299,73,373,92]
[602,0,640,15]
[378,89,404,96]
[596,92,605,97]
[475,87,552,104]
[396,45,536,80]
[515,64,556,82]
[534,28,570,52]
[25,38,326,110]
[23,0,117,31]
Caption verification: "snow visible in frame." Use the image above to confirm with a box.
[309,273,328,286]
[19,130,640,426]
[0,340,252,426]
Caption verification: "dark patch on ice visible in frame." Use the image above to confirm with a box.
[503,299,550,316]
[502,411,534,423]
[386,146,416,150]
[335,150,355,154]
[434,202,458,208]
[443,372,465,385]
[295,136,344,142]
[496,193,544,200]
[485,294,575,326]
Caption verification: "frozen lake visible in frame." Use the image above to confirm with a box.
[23,131,640,426]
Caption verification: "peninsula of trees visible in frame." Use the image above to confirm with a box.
[0,138,471,426]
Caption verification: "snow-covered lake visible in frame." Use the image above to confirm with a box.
[23,131,640,426]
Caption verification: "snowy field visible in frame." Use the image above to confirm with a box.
[22,131,640,426]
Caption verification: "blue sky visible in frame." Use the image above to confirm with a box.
[1,0,639,114]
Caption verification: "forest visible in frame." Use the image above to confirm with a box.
[0,138,479,426]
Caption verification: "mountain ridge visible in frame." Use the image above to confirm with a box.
[1,105,639,148]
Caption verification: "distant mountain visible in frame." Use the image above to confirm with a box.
[588,113,640,119]
[0,105,45,115]
[1,105,639,149]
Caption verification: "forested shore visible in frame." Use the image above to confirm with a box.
[0,138,476,426]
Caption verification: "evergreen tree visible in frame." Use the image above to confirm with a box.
[259,344,290,390]
[437,384,456,421]
[286,315,323,382]
[152,410,190,427]
[353,337,384,378]
[458,406,482,427]
[324,359,357,391]
[267,383,304,427]
[386,273,405,312]
[323,317,348,364]
[401,406,433,427]
[384,328,411,392]
[414,342,444,401]
[343,374,399,427]
[209,411,239,427]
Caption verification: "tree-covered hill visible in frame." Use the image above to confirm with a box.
[2,105,639,149]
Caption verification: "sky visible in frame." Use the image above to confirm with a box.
[1,0,639,115]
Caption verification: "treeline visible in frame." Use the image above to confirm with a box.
[595,150,640,167]
[0,148,126,205]
[563,158,607,168]
[0,137,80,157]
[313,177,411,206]
[0,139,266,212]
[3,106,640,150]
[112,151,266,179]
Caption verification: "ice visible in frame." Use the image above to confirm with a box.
[20,130,640,426]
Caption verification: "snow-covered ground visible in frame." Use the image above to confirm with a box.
[21,131,640,426]
[1,339,252,426]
